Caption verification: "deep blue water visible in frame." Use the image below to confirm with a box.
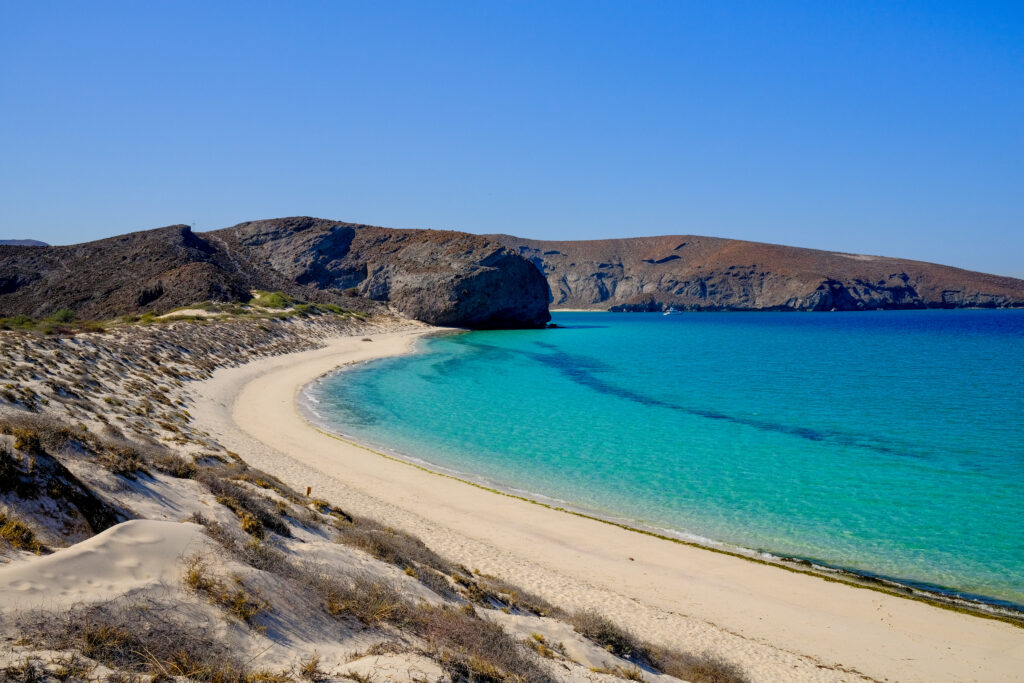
[306,311,1024,608]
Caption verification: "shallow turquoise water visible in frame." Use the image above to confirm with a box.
[308,311,1024,608]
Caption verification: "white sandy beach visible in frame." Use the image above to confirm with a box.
[191,329,1024,683]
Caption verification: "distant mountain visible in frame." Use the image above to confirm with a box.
[0,217,550,328]
[490,235,1024,311]
[0,239,48,247]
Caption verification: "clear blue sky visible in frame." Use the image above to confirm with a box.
[1,1,1021,277]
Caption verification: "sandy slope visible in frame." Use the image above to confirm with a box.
[190,329,1024,683]
[0,520,208,611]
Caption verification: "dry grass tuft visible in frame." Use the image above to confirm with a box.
[1,656,47,682]
[0,511,47,554]
[184,555,267,625]
[524,633,567,660]
[316,572,411,625]
[298,652,326,682]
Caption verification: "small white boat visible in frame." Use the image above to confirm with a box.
[663,307,682,316]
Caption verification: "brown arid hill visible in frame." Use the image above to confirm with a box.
[0,217,551,328]
[490,234,1024,311]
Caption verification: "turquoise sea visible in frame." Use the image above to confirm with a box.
[305,311,1024,610]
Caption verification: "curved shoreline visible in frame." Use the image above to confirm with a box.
[191,328,1024,683]
[301,368,1024,622]
[300,333,1024,621]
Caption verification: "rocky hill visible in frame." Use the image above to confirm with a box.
[491,235,1024,311]
[0,218,551,328]
[0,240,47,247]
[4,217,1021,326]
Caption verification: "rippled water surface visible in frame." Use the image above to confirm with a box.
[308,311,1024,607]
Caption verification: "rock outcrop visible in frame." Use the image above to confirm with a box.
[0,218,551,328]
[211,217,551,328]
[490,235,1024,311]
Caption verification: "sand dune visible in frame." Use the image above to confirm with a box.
[0,520,208,611]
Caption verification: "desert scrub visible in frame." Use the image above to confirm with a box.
[460,571,562,617]
[99,444,147,478]
[409,604,552,683]
[321,573,411,625]
[335,515,453,578]
[15,601,283,682]
[571,610,748,683]
[0,443,19,489]
[184,555,267,625]
[149,451,197,478]
[196,470,291,538]
[188,513,293,576]
[0,511,47,554]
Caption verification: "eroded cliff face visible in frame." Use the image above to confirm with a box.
[490,235,1024,311]
[0,218,552,329]
[214,218,551,328]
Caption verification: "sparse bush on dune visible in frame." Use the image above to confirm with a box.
[196,470,292,539]
[334,515,453,577]
[184,555,267,625]
[321,572,412,625]
[460,571,562,617]
[570,610,642,660]
[98,443,148,479]
[0,510,47,554]
[150,451,198,478]
[188,512,293,576]
[571,610,748,683]
[410,604,553,683]
[0,314,37,331]
[14,601,285,682]
[647,648,748,683]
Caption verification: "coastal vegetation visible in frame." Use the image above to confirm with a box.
[0,293,369,337]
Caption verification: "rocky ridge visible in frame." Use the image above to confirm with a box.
[491,235,1024,311]
[0,218,551,329]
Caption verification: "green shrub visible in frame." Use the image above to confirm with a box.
[49,308,76,323]
[0,314,37,330]
[249,291,296,309]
